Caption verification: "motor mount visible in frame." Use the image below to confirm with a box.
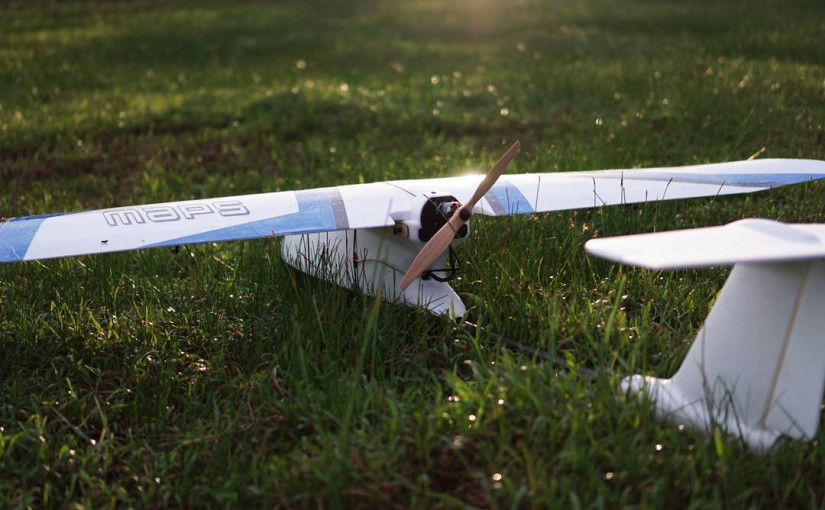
[417,195,469,242]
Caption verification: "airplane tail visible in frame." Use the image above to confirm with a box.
[623,260,825,450]
[586,220,825,451]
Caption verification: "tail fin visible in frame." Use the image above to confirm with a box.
[586,221,825,451]
[623,260,825,451]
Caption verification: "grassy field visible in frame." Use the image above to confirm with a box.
[2,0,825,507]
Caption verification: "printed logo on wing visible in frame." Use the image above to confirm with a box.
[102,200,250,227]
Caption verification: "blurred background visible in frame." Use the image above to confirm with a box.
[3,0,823,212]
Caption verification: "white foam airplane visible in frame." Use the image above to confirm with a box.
[2,141,825,319]
[586,219,825,451]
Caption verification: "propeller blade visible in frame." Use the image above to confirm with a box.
[466,141,520,208]
[399,141,520,291]
[399,213,465,290]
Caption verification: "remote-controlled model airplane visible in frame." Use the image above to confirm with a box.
[2,141,825,317]
[586,219,825,451]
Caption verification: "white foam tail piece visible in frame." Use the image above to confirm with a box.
[585,219,825,269]
[586,220,825,451]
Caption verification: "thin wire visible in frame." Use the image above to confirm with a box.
[461,320,601,381]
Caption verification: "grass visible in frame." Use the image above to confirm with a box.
[2,0,825,507]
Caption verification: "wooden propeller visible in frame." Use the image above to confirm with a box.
[399,141,520,291]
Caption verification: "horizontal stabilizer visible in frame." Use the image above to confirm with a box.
[585,219,825,270]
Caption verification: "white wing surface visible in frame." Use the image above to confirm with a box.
[392,158,825,217]
[2,158,824,263]
[0,186,397,263]
[585,219,825,269]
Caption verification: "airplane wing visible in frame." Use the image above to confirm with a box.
[2,158,824,263]
[0,186,399,263]
[390,158,825,216]
[585,218,825,270]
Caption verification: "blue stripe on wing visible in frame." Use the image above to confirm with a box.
[488,182,535,215]
[147,189,339,248]
[611,172,823,187]
[0,217,48,262]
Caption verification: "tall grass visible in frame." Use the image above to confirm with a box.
[2,0,824,507]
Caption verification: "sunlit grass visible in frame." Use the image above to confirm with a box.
[2,0,825,507]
